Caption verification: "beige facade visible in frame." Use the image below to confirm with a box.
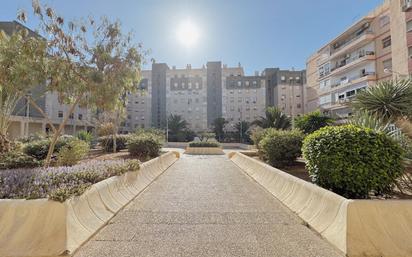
[305,0,412,118]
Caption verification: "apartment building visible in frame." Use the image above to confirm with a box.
[305,0,412,118]
[123,61,305,133]
[1,21,95,139]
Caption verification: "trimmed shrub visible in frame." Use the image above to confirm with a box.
[127,133,162,159]
[259,129,304,168]
[98,134,130,152]
[0,159,140,202]
[189,141,220,148]
[302,125,404,199]
[294,110,333,134]
[0,151,42,169]
[57,139,90,166]
[23,135,75,160]
[135,128,165,141]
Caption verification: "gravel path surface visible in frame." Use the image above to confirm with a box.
[74,154,343,257]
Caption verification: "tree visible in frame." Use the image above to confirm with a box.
[252,107,291,129]
[351,79,412,122]
[18,0,145,166]
[234,121,251,143]
[167,114,189,142]
[294,110,333,134]
[0,28,48,153]
[212,117,228,142]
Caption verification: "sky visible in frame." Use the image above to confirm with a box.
[0,0,383,74]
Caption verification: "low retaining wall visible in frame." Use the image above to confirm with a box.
[229,152,412,257]
[0,151,180,257]
[184,147,225,155]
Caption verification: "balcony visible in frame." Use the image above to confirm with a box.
[403,0,412,11]
[330,72,376,90]
[330,31,374,58]
[330,52,375,76]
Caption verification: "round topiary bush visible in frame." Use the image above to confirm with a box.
[127,133,162,159]
[302,125,404,199]
[258,129,304,168]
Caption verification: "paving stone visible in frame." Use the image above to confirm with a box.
[74,155,343,257]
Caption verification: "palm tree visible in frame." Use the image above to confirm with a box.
[234,121,251,143]
[351,79,412,122]
[252,107,291,129]
[168,114,188,141]
[212,117,228,142]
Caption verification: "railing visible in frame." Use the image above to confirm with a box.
[331,30,374,55]
[330,72,375,89]
[330,51,375,73]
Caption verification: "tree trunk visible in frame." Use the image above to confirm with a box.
[27,96,57,133]
[113,111,119,153]
[43,93,84,167]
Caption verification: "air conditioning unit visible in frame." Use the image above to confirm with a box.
[403,0,412,11]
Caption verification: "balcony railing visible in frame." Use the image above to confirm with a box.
[331,71,375,89]
[330,30,374,56]
[330,51,375,73]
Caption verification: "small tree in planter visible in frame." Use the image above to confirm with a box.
[302,125,404,199]
[18,0,145,166]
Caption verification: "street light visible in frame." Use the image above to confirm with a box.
[25,92,32,137]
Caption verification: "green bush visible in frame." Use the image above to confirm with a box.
[76,130,93,145]
[127,133,162,159]
[57,139,90,166]
[302,125,404,199]
[259,129,304,168]
[189,141,220,147]
[98,134,130,152]
[23,135,75,160]
[0,151,42,169]
[135,128,165,141]
[294,110,333,134]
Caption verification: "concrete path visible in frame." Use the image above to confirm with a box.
[74,155,343,257]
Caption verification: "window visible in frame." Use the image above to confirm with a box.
[409,46,412,58]
[237,81,242,87]
[69,113,74,119]
[379,15,390,27]
[78,114,83,120]
[382,36,391,48]
[408,20,412,32]
[58,111,63,118]
[253,80,257,86]
[245,81,250,86]
[383,58,392,70]
[297,104,301,109]
[346,90,356,98]
[281,76,286,81]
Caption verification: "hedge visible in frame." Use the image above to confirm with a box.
[127,133,162,160]
[188,141,220,148]
[302,125,404,199]
[258,129,304,168]
[98,134,130,152]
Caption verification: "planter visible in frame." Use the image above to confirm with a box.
[184,146,225,155]
[229,152,412,257]
[0,151,180,257]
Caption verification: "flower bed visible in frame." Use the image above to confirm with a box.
[0,151,180,257]
[188,141,221,147]
[0,160,140,202]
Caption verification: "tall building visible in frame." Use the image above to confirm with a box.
[305,0,412,118]
[1,21,95,139]
[123,61,305,133]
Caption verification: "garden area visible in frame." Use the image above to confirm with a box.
[250,79,412,200]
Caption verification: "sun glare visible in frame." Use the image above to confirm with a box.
[177,20,200,48]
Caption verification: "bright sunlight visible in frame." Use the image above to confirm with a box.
[176,19,200,48]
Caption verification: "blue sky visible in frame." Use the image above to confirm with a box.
[1,0,383,74]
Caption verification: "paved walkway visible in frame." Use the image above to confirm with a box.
[75,155,343,257]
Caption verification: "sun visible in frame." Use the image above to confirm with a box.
[176,20,200,48]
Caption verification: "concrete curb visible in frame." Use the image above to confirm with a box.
[0,151,179,257]
[184,147,225,155]
[229,152,412,257]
